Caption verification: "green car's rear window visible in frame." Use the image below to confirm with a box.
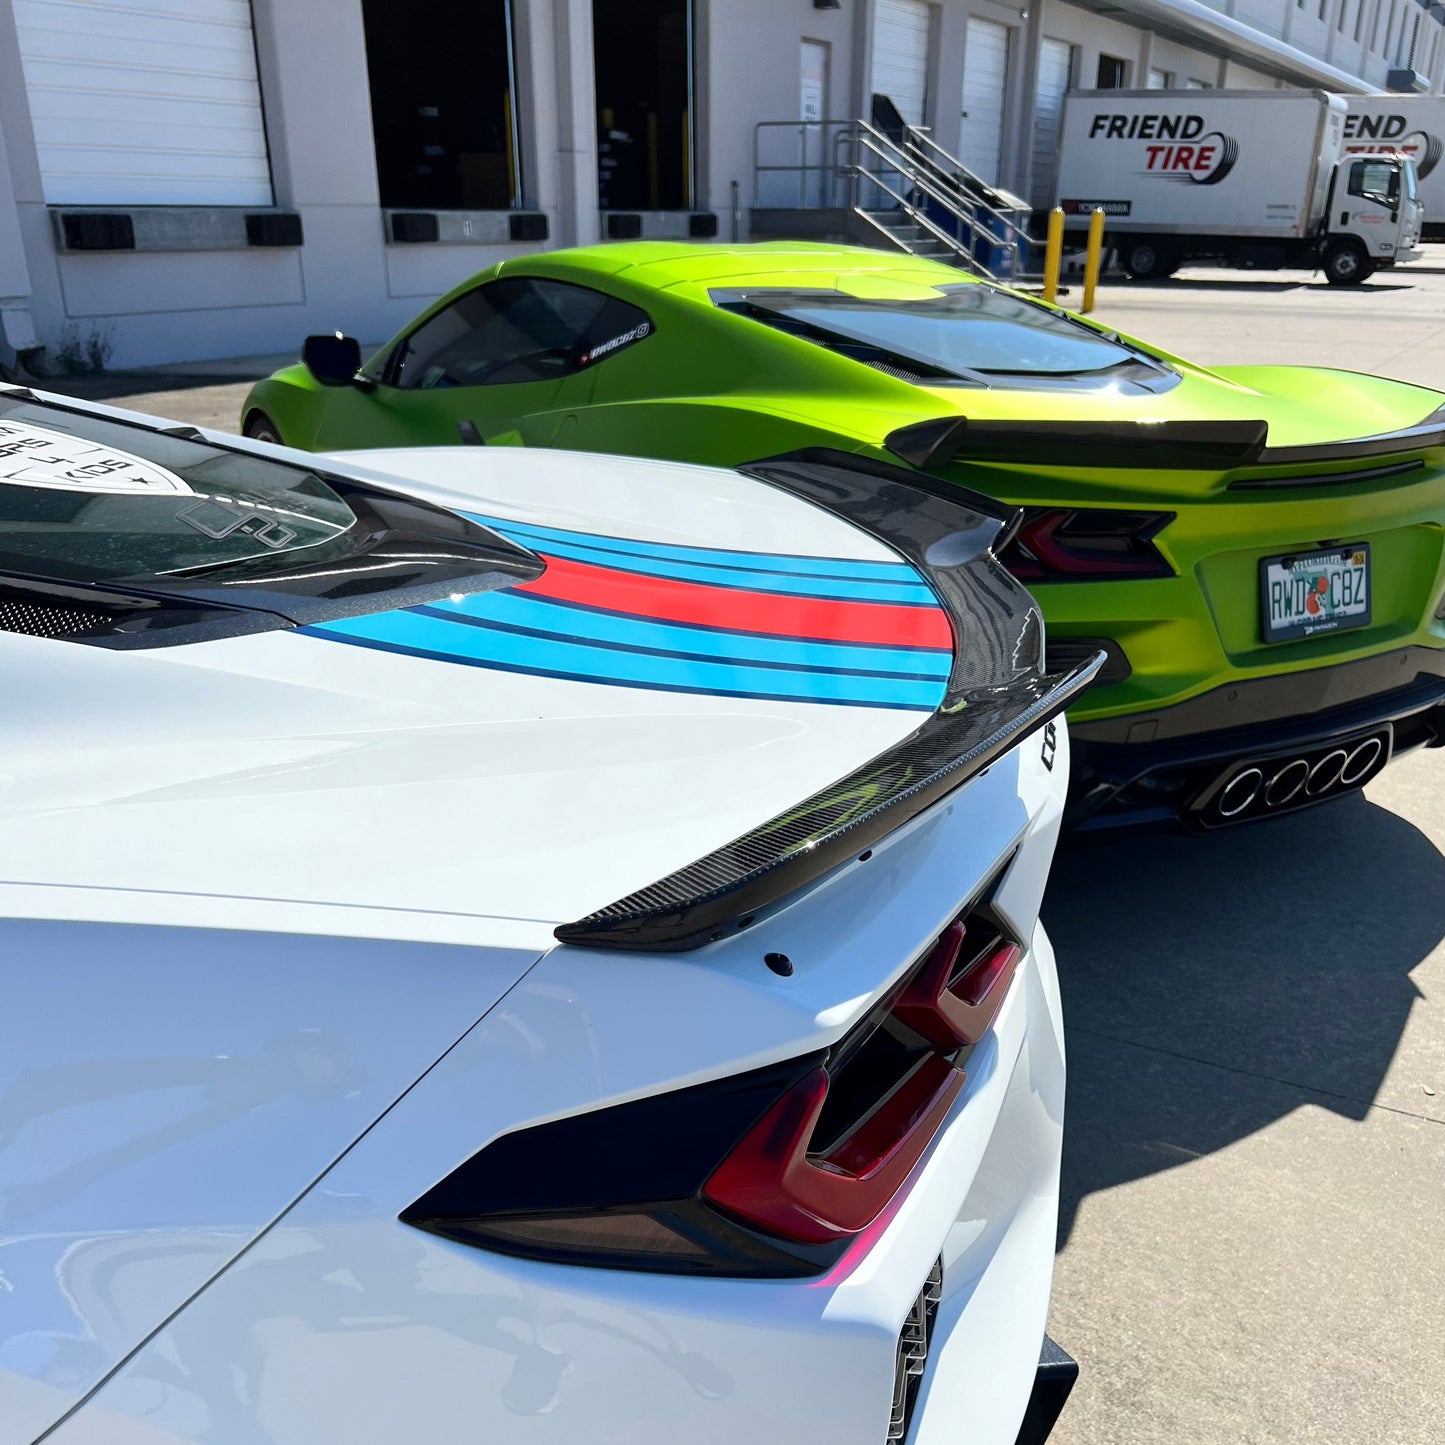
[713,284,1174,391]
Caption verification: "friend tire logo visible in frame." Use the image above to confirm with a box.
[1142,132,1239,186]
[1405,131,1443,178]
[1088,113,1239,186]
[1345,114,1444,178]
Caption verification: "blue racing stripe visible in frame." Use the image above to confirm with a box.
[430,589,953,677]
[483,528,938,604]
[467,512,925,585]
[417,605,949,682]
[306,609,945,710]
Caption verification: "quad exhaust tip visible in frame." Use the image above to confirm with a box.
[1202,732,1389,826]
[1217,766,1262,818]
[1341,736,1383,785]
[1264,758,1309,808]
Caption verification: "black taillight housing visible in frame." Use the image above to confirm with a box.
[1046,636,1131,688]
[401,871,1023,1277]
[999,507,1175,582]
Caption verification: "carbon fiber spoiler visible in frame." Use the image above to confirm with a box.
[554,450,1104,953]
[885,406,1445,473]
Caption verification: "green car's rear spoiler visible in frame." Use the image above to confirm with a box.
[885,407,1445,474]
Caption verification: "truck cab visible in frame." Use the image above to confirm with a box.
[1323,153,1424,284]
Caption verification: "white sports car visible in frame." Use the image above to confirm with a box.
[0,387,1098,1445]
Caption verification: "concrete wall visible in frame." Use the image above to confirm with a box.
[2,0,1444,371]
[701,0,857,224]
[0,0,589,369]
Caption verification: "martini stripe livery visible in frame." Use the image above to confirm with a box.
[305,519,954,709]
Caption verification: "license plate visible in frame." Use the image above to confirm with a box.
[1260,544,1371,643]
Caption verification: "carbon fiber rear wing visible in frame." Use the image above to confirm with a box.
[554,450,1104,953]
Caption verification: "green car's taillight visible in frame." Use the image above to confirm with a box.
[1000,507,1175,583]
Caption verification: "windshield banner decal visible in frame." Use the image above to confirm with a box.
[0,420,195,495]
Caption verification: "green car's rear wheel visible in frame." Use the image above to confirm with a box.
[243,411,283,444]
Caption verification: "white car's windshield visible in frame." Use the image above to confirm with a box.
[0,396,535,642]
[0,397,359,585]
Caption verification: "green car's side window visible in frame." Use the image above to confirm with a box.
[389,278,613,390]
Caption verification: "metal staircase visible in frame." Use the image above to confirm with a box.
[752,98,1034,282]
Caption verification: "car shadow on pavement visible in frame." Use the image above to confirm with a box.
[18,371,244,402]
[1097,277,1305,293]
[1100,277,1416,294]
[1045,791,1444,1248]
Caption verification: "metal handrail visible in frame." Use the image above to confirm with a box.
[850,161,980,269]
[853,129,985,230]
[851,136,990,269]
[854,117,1031,252]
[752,117,1033,281]
[852,128,1021,275]
[754,119,859,207]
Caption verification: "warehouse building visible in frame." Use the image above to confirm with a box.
[1,0,1442,370]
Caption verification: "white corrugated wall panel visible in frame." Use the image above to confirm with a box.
[14,0,273,206]
[1030,37,1072,209]
[870,0,931,126]
[960,16,1009,186]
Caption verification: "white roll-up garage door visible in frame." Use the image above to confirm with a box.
[870,0,931,126]
[1030,37,1073,209]
[13,0,273,207]
[960,16,1009,186]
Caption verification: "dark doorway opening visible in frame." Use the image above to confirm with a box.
[363,0,521,210]
[1096,53,1129,88]
[593,0,693,211]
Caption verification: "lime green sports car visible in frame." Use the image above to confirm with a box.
[242,242,1445,828]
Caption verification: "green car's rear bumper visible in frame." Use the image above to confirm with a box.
[1067,646,1445,829]
[951,446,1445,827]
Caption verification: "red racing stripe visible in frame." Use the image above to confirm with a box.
[516,553,954,651]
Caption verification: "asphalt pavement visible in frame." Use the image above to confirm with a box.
[1047,260,1445,1445]
[29,251,1445,1445]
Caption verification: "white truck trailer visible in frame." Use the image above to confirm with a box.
[1344,93,1445,240]
[1056,89,1422,285]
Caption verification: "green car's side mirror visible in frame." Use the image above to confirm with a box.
[302,333,362,386]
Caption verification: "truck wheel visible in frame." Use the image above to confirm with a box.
[1122,241,1177,280]
[1322,241,1374,286]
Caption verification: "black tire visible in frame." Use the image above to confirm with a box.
[1322,241,1374,286]
[1122,240,1177,280]
[243,411,283,444]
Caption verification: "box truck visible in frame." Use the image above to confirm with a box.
[1056,89,1422,285]
[1344,93,1445,240]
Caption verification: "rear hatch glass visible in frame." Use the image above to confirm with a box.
[713,284,1178,394]
[0,394,539,646]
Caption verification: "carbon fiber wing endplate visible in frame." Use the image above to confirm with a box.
[554,450,1104,952]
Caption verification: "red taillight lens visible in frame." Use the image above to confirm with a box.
[702,1057,965,1244]
[1001,507,1174,582]
[401,876,1022,1276]
[703,920,1022,1246]
[893,922,1023,1050]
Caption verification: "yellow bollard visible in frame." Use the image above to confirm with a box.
[1082,207,1105,314]
[1043,207,1064,304]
